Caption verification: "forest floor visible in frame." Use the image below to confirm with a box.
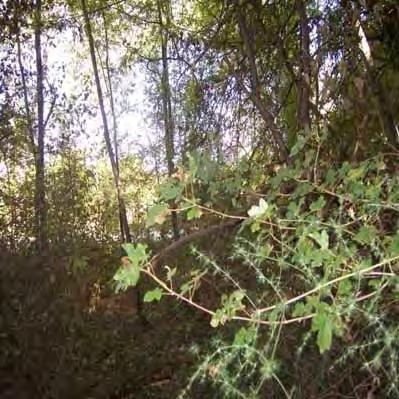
[0,250,218,399]
[0,247,387,398]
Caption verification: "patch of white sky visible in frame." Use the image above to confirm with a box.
[46,21,153,164]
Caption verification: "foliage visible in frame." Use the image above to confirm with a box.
[0,151,154,252]
[115,142,399,397]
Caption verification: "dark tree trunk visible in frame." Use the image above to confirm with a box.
[34,0,47,253]
[233,1,289,162]
[342,0,399,149]
[81,0,131,244]
[296,0,311,131]
[157,0,179,240]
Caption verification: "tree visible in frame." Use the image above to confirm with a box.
[296,0,311,131]
[80,0,132,244]
[33,0,48,252]
[157,0,179,239]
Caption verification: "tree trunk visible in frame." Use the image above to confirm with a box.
[296,0,311,131]
[81,0,141,315]
[157,0,179,240]
[34,0,47,253]
[357,18,399,149]
[102,11,126,243]
[233,1,289,162]
[344,1,399,149]
[81,0,131,244]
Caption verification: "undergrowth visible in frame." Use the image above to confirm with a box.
[116,134,399,397]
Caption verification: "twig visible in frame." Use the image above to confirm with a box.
[257,256,399,314]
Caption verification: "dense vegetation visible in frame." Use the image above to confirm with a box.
[1,0,398,398]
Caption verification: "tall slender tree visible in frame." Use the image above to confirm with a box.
[34,0,47,252]
[296,0,311,131]
[80,0,131,244]
[81,0,142,314]
[157,0,179,239]
[101,11,125,242]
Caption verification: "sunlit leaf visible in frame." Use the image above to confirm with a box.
[122,243,148,267]
[187,206,203,220]
[113,264,140,290]
[146,203,169,227]
[346,165,366,181]
[143,287,163,302]
[337,279,352,296]
[309,230,329,250]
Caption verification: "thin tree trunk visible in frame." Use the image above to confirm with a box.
[81,0,131,243]
[101,11,126,242]
[157,0,179,240]
[81,0,142,315]
[296,0,311,131]
[16,31,35,151]
[34,0,47,253]
[233,1,289,162]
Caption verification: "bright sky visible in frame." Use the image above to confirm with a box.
[47,25,152,161]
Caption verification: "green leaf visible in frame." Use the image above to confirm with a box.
[346,165,366,181]
[261,359,279,380]
[210,309,226,328]
[312,311,333,353]
[180,281,193,295]
[250,221,261,233]
[160,182,182,201]
[388,231,399,257]
[368,279,382,289]
[310,196,326,212]
[113,264,140,290]
[114,243,149,291]
[233,327,256,346]
[143,288,163,302]
[258,244,272,259]
[286,200,301,218]
[317,316,333,353]
[210,317,219,328]
[187,206,203,220]
[292,302,307,317]
[290,135,307,156]
[309,230,329,250]
[188,153,198,179]
[293,182,313,198]
[365,184,381,201]
[122,243,148,268]
[354,226,377,245]
[337,279,352,296]
[146,204,169,227]
[325,169,337,185]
